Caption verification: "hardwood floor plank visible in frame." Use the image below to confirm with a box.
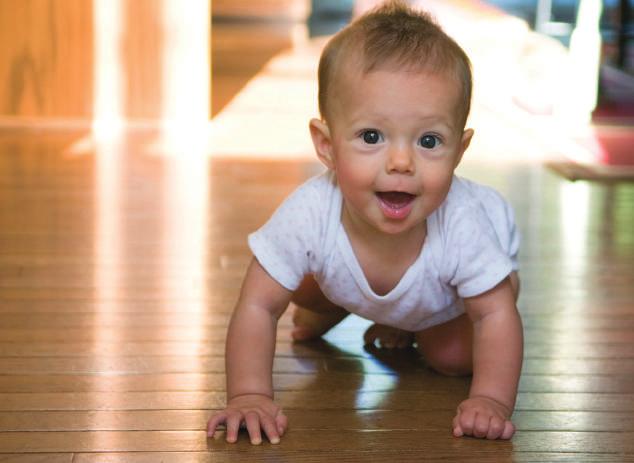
[0,371,469,394]
[0,326,632,343]
[0,391,631,412]
[0,340,633,359]
[1,372,632,394]
[0,430,631,453]
[0,313,232,328]
[0,355,632,375]
[70,452,634,463]
[0,338,634,359]
[0,410,631,433]
[0,456,72,463]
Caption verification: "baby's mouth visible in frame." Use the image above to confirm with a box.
[375,191,416,220]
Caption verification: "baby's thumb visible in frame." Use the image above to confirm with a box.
[501,421,515,440]
[451,414,463,437]
[276,411,288,435]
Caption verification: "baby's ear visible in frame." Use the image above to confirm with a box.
[309,118,334,169]
[455,128,474,167]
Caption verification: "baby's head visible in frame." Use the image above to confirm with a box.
[309,1,476,237]
[317,0,472,130]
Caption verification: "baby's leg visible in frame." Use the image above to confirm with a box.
[417,272,520,376]
[415,313,473,376]
[290,275,350,341]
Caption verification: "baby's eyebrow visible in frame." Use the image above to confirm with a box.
[418,119,455,132]
[423,120,455,132]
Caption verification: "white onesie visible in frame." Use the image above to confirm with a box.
[248,170,519,331]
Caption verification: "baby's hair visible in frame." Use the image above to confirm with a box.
[317,0,473,128]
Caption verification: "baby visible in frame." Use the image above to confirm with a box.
[208,0,523,445]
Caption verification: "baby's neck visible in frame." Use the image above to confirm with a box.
[342,211,427,296]
[341,208,427,258]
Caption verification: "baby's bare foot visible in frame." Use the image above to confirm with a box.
[363,323,415,349]
[291,304,349,341]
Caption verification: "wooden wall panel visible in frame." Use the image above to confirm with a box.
[0,0,210,124]
[121,0,163,119]
[0,0,94,119]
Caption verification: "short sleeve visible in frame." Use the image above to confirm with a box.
[444,207,513,298]
[476,186,520,272]
[248,180,322,291]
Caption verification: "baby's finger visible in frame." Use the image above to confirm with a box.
[244,411,263,445]
[486,416,506,440]
[457,409,476,436]
[225,412,243,443]
[501,420,516,440]
[260,414,281,444]
[276,411,288,436]
[473,413,490,438]
[206,412,227,437]
[452,413,464,437]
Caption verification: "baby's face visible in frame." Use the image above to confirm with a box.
[325,67,472,237]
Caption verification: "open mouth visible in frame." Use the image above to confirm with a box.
[375,191,416,220]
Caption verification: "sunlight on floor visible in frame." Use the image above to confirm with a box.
[91,0,212,413]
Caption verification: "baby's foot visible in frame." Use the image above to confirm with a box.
[363,323,415,349]
[291,304,349,341]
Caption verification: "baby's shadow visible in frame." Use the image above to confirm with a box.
[281,336,470,431]
[362,342,425,372]
[286,335,467,402]
[289,336,425,377]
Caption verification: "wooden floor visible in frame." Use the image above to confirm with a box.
[1,1,634,462]
[1,133,633,463]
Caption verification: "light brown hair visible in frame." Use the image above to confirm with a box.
[317,0,473,128]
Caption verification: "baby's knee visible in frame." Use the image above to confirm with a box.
[418,339,472,377]
[291,275,338,313]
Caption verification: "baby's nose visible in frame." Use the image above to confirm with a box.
[386,145,415,173]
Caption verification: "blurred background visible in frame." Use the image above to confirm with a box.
[0,0,632,172]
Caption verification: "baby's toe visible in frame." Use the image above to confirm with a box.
[364,324,414,349]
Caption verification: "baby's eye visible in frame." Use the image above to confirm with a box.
[361,130,383,145]
[419,134,441,149]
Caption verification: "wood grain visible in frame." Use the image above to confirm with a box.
[0,429,633,453]
[0,409,632,432]
[0,0,93,118]
[0,0,209,122]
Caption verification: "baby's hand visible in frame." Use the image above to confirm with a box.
[452,396,515,440]
[207,393,288,445]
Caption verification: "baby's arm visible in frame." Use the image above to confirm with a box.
[207,258,292,445]
[454,276,523,440]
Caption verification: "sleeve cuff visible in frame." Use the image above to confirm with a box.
[248,233,300,291]
[456,261,513,299]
